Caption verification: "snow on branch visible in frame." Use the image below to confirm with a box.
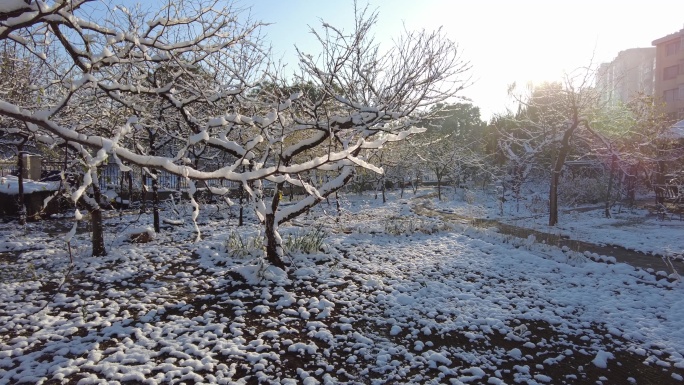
[0,0,471,267]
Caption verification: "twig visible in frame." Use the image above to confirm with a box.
[67,241,73,264]
[30,260,75,317]
[662,255,682,282]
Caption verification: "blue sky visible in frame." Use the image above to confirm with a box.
[245,0,684,121]
[79,0,684,121]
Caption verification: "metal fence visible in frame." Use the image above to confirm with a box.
[4,158,242,194]
[40,161,187,191]
[0,160,16,177]
[100,164,193,191]
[98,163,241,192]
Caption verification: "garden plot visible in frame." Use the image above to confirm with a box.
[433,186,684,259]
[1,193,683,384]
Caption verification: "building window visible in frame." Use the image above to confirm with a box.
[667,40,681,56]
[664,65,679,80]
[664,88,678,102]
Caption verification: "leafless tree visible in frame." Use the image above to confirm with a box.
[503,71,601,226]
[0,1,470,269]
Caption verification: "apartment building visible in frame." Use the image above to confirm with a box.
[652,27,684,120]
[596,48,656,105]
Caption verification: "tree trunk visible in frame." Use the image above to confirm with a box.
[149,131,161,233]
[549,119,580,226]
[513,166,523,213]
[127,170,133,203]
[499,183,505,216]
[239,186,244,227]
[264,186,286,270]
[239,165,245,226]
[264,213,286,270]
[152,169,160,233]
[549,165,561,226]
[91,179,107,257]
[655,145,667,185]
[17,148,26,225]
[627,163,637,206]
[436,175,442,200]
[119,168,125,198]
[604,154,617,218]
[140,166,147,214]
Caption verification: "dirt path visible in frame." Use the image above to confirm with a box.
[413,200,678,274]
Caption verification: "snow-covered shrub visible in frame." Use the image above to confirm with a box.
[1,260,38,283]
[564,249,589,265]
[384,217,450,235]
[463,188,476,204]
[284,225,326,254]
[524,194,548,214]
[384,219,413,235]
[558,175,612,205]
[226,231,264,259]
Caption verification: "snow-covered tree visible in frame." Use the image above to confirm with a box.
[504,72,602,225]
[0,35,52,225]
[583,94,676,213]
[416,103,486,200]
[0,0,271,257]
[494,108,549,212]
[0,1,469,268]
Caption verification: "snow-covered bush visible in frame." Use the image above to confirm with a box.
[283,225,326,254]
[524,194,548,214]
[384,217,450,235]
[558,176,612,205]
[226,231,264,259]
[463,188,477,204]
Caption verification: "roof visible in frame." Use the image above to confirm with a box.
[652,28,684,46]
[0,175,60,195]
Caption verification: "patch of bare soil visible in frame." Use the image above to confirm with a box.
[2,250,682,385]
[2,201,682,384]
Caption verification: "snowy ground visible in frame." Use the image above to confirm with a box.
[433,186,684,259]
[1,190,684,384]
